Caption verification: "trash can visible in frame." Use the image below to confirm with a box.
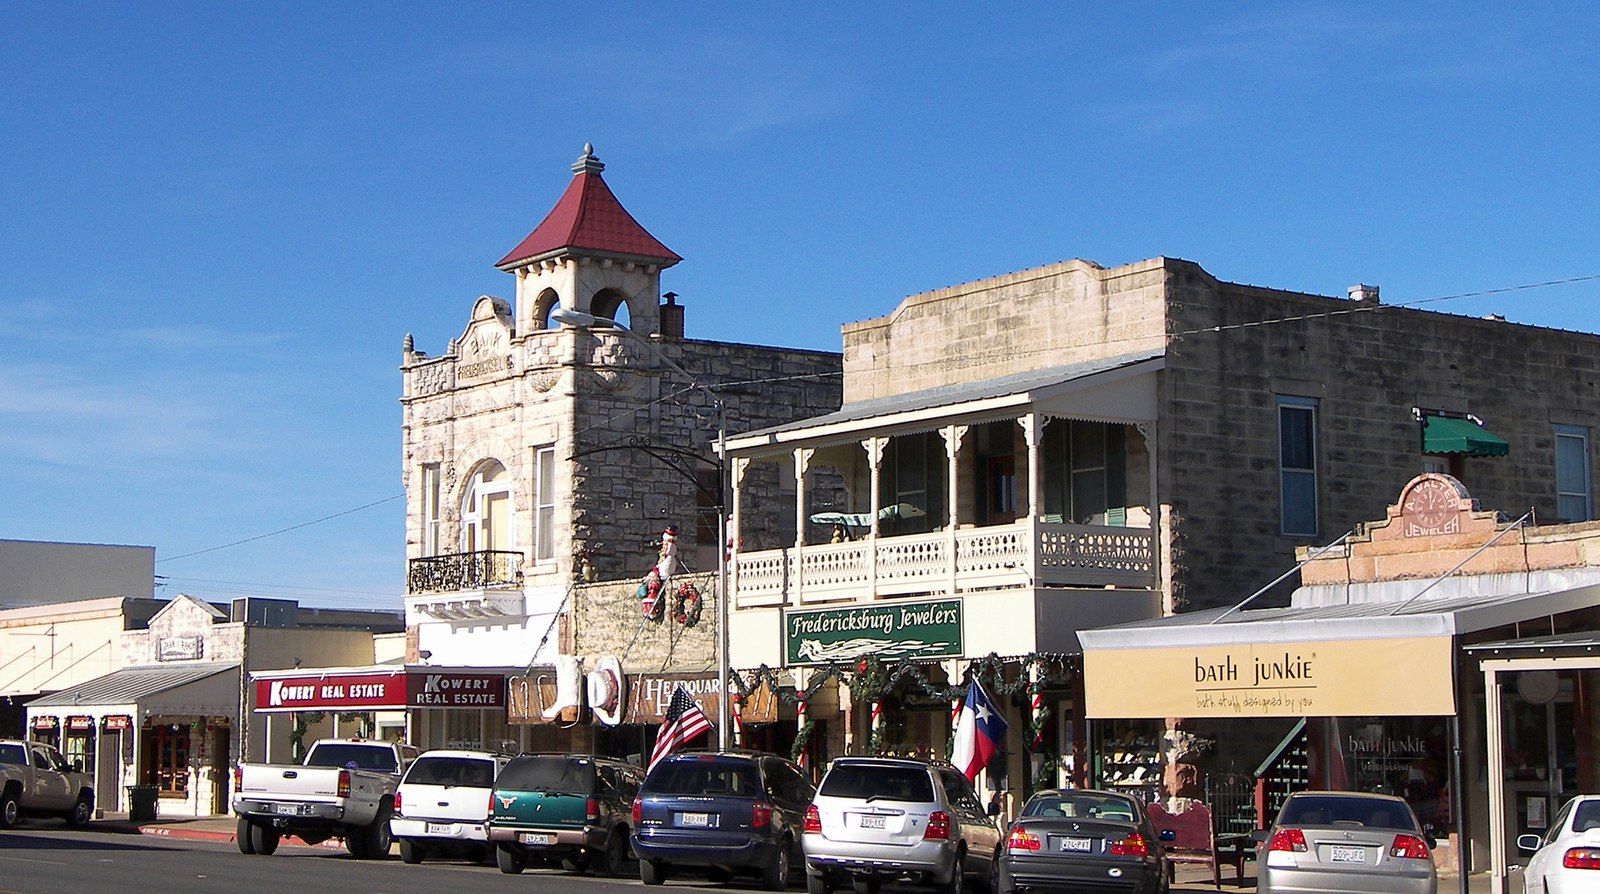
[125,785,158,822]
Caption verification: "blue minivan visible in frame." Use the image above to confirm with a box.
[632,750,814,889]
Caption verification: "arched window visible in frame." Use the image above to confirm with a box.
[461,460,513,553]
[533,289,560,330]
[590,288,632,330]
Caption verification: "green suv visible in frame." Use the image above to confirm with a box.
[488,753,643,876]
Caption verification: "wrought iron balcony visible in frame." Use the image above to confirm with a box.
[407,550,524,595]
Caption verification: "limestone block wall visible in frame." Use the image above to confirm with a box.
[1160,259,1600,611]
[571,573,717,672]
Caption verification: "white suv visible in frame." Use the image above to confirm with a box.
[803,757,1002,894]
[389,749,512,864]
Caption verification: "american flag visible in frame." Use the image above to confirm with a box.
[649,685,712,770]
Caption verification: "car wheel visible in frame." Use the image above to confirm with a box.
[762,837,792,890]
[361,804,392,859]
[641,859,668,886]
[935,847,966,894]
[399,839,425,864]
[984,853,1000,894]
[600,829,628,877]
[237,818,258,855]
[250,821,280,856]
[347,828,370,859]
[562,856,591,873]
[807,870,832,894]
[497,845,527,874]
[852,876,881,894]
[65,793,93,829]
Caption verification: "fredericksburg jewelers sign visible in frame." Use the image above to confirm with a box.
[785,598,962,666]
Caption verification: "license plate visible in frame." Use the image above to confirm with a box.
[858,814,887,829]
[678,812,712,828]
[426,823,456,835]
[1328,846,1366,863]
[1059,836,1093,852]
[520,832,556,845]
[275,803,303,816]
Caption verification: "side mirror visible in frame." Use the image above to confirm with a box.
[1517,834,1543,853]
[987,803,1000,817]
[1251,830,1269,844]
[1159,829,1176,842]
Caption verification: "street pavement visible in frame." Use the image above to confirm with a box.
[79,812,1498,894]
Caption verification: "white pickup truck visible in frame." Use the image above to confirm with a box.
[0,739,95,828]
[232,738,418,858]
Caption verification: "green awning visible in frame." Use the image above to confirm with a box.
[1420,415,1510,456]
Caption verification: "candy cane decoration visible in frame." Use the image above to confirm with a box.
[731,692,744,747]
[869,699,883,752]
[795,699,808,767]
[1029,665,1046,752]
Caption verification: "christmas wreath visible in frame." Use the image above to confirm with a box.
[672,582,703,627]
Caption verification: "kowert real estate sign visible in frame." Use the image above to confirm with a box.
[252,671,505,712]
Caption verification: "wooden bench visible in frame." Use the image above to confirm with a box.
[1147,801,1248,889]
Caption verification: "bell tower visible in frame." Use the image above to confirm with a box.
[495,144,681,337]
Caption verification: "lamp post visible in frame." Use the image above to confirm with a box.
[550,307,734,750]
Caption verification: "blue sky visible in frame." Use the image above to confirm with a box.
[3,3,1597,609]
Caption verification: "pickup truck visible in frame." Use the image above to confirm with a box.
[233,738,418,858]
[0,739,95,828]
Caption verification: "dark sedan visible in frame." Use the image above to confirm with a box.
[996,789,1167,894]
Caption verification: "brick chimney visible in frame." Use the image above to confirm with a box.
[659,291,685,339]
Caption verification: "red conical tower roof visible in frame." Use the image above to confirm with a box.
[496,144,681,270]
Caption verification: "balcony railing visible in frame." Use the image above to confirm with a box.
[407,550,524,595]
[732,518,1155,607]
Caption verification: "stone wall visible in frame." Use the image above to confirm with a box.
[571,572,717,673]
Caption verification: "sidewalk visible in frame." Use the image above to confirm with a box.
[81,814,1500,893]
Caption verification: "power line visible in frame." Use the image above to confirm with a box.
[157,495,403,563]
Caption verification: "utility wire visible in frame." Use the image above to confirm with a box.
[158,494,403,563]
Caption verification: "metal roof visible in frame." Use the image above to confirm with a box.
[1077,582,1600,650]
[26,662,235,708]
[1463,631,1600,654]
[730,350,1164,446]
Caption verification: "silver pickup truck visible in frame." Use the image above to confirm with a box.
[232,738,418,858]
[0,739,95,828]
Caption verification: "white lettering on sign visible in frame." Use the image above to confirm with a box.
[269,682,318,706]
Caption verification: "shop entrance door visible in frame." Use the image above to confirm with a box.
[1500,673,1577,856]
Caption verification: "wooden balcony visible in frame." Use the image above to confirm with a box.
[732,518,1155,607]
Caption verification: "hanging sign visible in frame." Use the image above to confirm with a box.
[406,673,505,708]
[66,716,94,731]
[507,670,778,725]
[104,715,133,731]
[32,715,57,731]
[785,598,962,665]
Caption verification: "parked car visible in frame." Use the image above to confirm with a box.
[488,753,642,876]
[632,750,814,889]
[233,738,418,858]
[994,788,1166,894]
[0,739,95,828]
[1253,791,1436,894]
[389,749,512,864]
[1517,793,1600,894]
[803,756,1002,894]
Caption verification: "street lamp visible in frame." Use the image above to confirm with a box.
[550,307,734,750]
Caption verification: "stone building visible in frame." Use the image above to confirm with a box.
[722,255,1600,810]
[397,145,841,752]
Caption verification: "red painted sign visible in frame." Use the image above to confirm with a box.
[32,715,57,730]
[407,673,505,708]
[104,715,132,731]
[254,672,406,712]
[66,716,93,731]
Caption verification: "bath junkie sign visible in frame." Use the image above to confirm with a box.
[785,598,962,666]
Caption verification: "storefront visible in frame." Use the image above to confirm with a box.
[248,665,514,759]
[25,662,238,816]
[1465,633,1600,894]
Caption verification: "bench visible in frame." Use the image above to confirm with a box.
[1147,801,1248,889]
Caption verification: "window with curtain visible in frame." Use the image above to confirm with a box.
[534,447,556,561]
[1555,425,1592,522]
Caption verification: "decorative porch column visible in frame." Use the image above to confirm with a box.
[1136,421,1166,614]
[1022,413,1043,518]
[792,447,815,601]
[940,425,968,594]
[730,455,749,599]
[865,437,885,592]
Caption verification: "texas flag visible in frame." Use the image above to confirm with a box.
[951,678,1008,781]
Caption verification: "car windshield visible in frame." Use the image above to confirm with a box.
[497,757,595,795]
[1023,792,1138,822]
[1278,795,1419,831]
[645,759,759,797]
[405,757,495,788]
[819,764,934,802]
[304,744,399,772]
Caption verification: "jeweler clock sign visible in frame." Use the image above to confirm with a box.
[784,599,962,666]
[1083,636,1456,719]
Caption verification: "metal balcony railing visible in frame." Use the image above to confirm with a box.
[407,550,524,595]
